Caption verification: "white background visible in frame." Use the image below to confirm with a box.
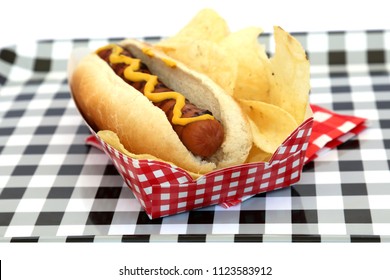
[2,243,390,280]
[1,0,390,48]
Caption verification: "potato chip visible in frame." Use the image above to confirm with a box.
[98,130,160,160]
[246,145,273,163]
[97,130,202,179]
[153,9,311,163]
[219,27,272,102]
[268,26,310,124]
[157,39,238,95]
[238,99,298,154]
[157,8,230,45]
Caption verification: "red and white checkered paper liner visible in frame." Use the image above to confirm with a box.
[86,117,313,219]
[306,104,367,163]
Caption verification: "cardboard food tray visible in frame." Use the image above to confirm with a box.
[68,48,314,219]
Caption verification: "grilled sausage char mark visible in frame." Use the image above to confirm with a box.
[97,48,224,158]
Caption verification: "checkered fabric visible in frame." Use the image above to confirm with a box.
[1,31,389,242]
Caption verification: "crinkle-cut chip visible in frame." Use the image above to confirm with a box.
[157,8,230,45]
[153,9,310,163]
[238,99,298,154]
[219,27,272,102]
[246,145,273,163]
[268,26,310,124]
[97,130,202,179]
[98,130,159,160]
[156,39,237,95]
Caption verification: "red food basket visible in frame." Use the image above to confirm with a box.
[85,117,313,219]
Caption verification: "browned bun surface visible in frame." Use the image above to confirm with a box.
[70,39,252,174]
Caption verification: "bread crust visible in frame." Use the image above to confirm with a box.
[70,39,252,174]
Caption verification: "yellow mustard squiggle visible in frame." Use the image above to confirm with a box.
[96,44,215,126]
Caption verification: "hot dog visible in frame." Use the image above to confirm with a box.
[70,39,252,174]
[96,46,224,158]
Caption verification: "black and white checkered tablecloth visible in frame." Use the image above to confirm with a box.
[1,31,390,242]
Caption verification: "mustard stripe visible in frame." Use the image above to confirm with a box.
[97,44,214,125]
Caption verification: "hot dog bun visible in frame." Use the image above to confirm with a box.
[70,39,252,174]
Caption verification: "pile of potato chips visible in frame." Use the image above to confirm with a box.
[155,9,310,162]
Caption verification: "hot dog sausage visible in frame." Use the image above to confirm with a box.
[97,47,224,158]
